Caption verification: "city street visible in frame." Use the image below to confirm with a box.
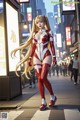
[0,74,80,120]
[0,0,80,120]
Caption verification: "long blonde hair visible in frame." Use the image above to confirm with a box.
[11,15,51,78]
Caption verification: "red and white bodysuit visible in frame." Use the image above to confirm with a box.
[29,29,56,99]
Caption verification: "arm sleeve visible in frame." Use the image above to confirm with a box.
[49,31,56,63]
[29,41,36,58]
[49,31,56,57]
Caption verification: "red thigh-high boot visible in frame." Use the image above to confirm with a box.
[41,63,57,107]
[34,67,47,110]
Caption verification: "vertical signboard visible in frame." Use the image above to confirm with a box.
[62,0,75,14]
[27,7,32,22]
[0,0,7,76]
[6,2,20,72]
[56,33,62,47]
[66,27,71,46]
[27,13,32,22]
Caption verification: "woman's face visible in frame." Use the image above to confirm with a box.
[36,21,45,29]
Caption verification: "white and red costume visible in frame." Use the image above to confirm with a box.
[29,29,56,99]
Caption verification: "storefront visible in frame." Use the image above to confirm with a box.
[0,0,22,100]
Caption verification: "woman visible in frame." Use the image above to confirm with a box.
[11,15,57,111]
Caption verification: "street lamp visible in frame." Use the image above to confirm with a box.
[23,22,28,29]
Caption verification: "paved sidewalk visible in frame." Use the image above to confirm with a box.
[0,83,39,109]
[0,75,80,110]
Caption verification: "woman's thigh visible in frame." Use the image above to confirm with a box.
[43,55,52,64]
[33,57,42,77]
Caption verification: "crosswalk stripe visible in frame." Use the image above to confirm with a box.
[31,109,51,120]
[64,109,80,120]
[50,109,65,120]
[8,111,24,120]
[4,109,80,120]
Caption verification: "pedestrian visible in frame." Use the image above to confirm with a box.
[59,64,62,75]
[72,55,79,85]
[64,62,68,76]
[11,15,57,111]
[51,64,55,76]
[55,61,59,76]
[62,62,65,76]
[68,59,73,80]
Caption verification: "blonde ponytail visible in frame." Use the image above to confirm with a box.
[11,18,37,78]
[44,16,51,31]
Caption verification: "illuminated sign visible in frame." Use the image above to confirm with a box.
[6,3,20,71]
[27,7,32,13]
[56,34,62,47]
[0,0,7,76]
[27,7,32,22]
[0,2,3,9]
[19,0,30,3]
[0,26,7,76]
[27,13,32,22]
[56,49,59,57]
[22,32,30,37]
[62,0,75,11]
[62,0,75,14]
[66,27,71,46]
[0,2,3,13]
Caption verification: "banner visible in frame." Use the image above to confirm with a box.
[56,33,62,47]
[66,27,71,46]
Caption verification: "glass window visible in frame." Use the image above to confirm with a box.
[6,2,20,72]
[0,0,7,76]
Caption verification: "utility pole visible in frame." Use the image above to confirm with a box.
[76,0,80,78]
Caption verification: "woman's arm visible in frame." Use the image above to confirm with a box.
[28,42,36,66]
[29,42,36,58]
[49,31,56,63]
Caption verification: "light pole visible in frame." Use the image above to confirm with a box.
[76,0,80,71]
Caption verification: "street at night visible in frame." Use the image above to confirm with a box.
[0,75,80,120]
[0,0,80,120]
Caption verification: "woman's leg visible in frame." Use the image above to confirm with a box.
[34,66,47,110]
[35,68,45,99]
[41,63,57,107]
[41,63,54,95]
[75,69,78,83]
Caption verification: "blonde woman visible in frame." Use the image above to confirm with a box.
[11,15,57,111]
